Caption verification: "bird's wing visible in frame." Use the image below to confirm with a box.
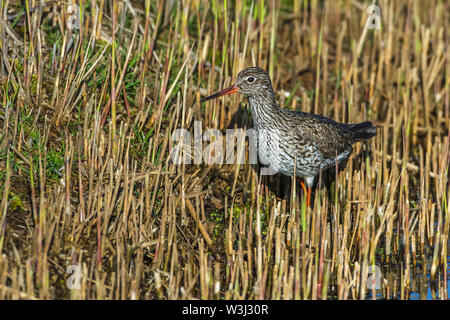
[293,113,353,160]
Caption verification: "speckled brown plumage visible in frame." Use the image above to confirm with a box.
[201,67,376,201]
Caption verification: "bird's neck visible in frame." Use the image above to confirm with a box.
[248,91,279,127]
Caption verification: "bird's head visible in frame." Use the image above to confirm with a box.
[201,67,273,102]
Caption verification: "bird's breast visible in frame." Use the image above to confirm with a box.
[255,127,281,171]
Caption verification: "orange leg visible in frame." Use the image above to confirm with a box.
[299,179,311,207]
[307,187,311,207]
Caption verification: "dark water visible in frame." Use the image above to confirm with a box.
[367,247,449,300]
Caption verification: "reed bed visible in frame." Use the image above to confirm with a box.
[0,0,448,300]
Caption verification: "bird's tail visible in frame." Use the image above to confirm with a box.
[347,121,377,142]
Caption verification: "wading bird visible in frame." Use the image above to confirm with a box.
[201,67,376,206]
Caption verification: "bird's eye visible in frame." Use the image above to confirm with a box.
[246,76,255,83]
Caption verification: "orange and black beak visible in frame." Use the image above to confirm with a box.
[201,84,239,102]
